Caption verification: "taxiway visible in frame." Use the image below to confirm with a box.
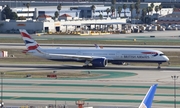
[0,64,179,108]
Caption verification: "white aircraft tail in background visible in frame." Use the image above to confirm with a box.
[139,84,158,108]
[94,44,103,49]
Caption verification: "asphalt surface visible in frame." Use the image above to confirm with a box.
[0,64,179,108]
[1,31,180,38]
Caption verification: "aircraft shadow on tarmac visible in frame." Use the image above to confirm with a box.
[0,64,179,71]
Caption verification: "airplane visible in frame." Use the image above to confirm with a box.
[94,44,103,49]
[19,29,169,69]
[139,84,158,108]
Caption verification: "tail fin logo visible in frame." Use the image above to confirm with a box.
[20,32,32,39]
[28,44,39,50]
[24,40,34,44]
[19,29,39,50]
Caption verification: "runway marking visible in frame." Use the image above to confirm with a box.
[104,85,111,87]
[154,100,161,103]
[126,93,135,96]
[31,84,40,86]
[49,92,57,94]
[2,83,177,89]
[1,96,179,104]
[10,96,20,100]
[80,98,89,101]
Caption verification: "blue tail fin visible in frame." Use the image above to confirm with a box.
[139,84,158,108]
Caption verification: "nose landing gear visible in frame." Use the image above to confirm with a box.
[158,63,162,69]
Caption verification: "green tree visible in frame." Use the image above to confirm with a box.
[150,3,154,14]
[135,2,140,19]
[136,8,140,19]
[147,6,153,23]
[25,3,30,18]
[117,6,122,18]
[111,0,116,5]
[106,8,110,17]
[3,5,18,20]
[57,4,62,19]
[123,4,127,17]
[11,12,18,20]
[149,6,153,15]
[111,6,115,17]
[54,11,59,19]
[99,14,103,19]
[155,5,159,14]
[141,8,147,23]
[159,4,162,15]
[135,2,140,10]
[130,4,134,20]
[146,7,150,15]
[111,0,116,17]
[91,5,96,18]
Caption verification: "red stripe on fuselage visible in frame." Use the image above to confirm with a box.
[20,32,32,39]
[142,52,158,54]
[27,44,39,50]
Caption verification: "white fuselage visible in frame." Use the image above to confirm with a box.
[29,47,169,63]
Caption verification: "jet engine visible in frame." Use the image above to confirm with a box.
[91,58,108,67]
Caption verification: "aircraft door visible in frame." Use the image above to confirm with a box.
[116,52,121,59]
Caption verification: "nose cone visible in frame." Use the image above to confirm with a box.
[164,56,169,62]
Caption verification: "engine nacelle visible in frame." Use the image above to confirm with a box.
[91,58,108,67]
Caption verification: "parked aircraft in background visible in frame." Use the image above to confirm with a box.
[139,84,158,108]
[19,29,169,68]
[94,44,103,49]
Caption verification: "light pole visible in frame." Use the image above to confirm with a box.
[0,72,4,108]
[171,75,178,108]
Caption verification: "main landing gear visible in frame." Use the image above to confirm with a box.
[157,63,162,69]
[82,60,91,68]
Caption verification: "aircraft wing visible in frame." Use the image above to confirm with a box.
[35,49,106,60]
[47,53,104,60]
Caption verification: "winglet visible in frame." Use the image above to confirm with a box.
[139,84,158,108]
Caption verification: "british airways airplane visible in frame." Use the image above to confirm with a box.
[139,84,157,108]
[19,29,169,69]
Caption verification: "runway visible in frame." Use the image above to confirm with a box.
[0,64,180,108]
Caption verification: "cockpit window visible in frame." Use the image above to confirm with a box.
[153,53,158,56]
[159,54,165,56]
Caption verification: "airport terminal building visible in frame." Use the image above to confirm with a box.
[0,2,175,33]
[0,5,128,33]
[0,16,127,33]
